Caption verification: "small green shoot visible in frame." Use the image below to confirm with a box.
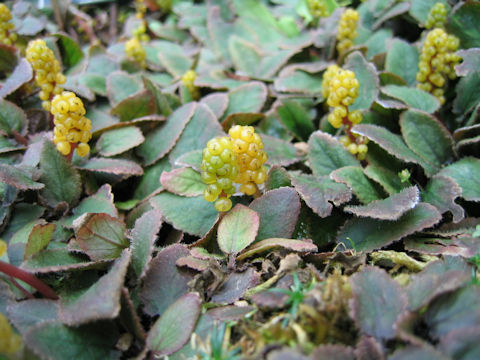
[196,322,241,360]
[269,272,315,327]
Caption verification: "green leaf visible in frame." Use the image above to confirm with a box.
[438,157,480,202]
[276,100,315,141]
[405,257,471,311]
[110,89,156,122]
[7,299,59,333]
[409,0,449,24]
[274,70,324,94]
[455,49,480,76]
[17,14,45,35]
[425,285,480,338]
[229,36,261,77]
[79,73,107,96]
[150,193,218,237]
[79,158,143,177]
[350,267,407,340]
[439,327,480,360]
[174,150,202,171]
[70,184,117,222]
[0,164,44,191]
[160,167,205,197]
[249,187,300,242]
[147,293,202,356]
[331,166,384,204]
[261,134,300,167]
[24,223,55,260]
[364,29,392,59]
[137,102,196,166]
[308,131,360,176]
[200,93,229,119]
[448,2,480,48]
[344,186,420,220]
[133,157,171,201]
[228,36,293,79]
[96,126,145,157]
[53,33,84,68]
[106,71,143,106]
[140,245,195,316]
[0,98,27,136]
[400,110,454,170]
[129,209,162,280]
[142,77,179,116]
[59,250,131,325]
[24,321,120,360]
[382,85,440,114]
[422,176,464,223]
[352,124,438,176]
[168,103,225,162]
[39,141,82,208]
[453,72,480,115]
[218,204,260,254]
[265,166,291,191]
[224,82,268,117]
[152,40,192,77]
[291,173,352,218]
[75,213,129,261]
[237,238,317,261]
[222,113,265,131]
[385,39,419,86]
[337,203,442,252]
[344,51,379,111]
[389,346,449,360]
[21,249,95,273]
[311,346,356,360]
[364,164,407,195]
[0,59,33,98]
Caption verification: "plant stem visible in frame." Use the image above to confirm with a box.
[66,143,78,163]
[0,261,58,300]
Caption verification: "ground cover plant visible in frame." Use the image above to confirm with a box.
[1,0,480,358]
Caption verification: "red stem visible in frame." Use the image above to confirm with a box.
[0,261,58,300]
[66,142,78,163]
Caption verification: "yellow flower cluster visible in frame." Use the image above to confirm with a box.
[325,66,361,128]
[425,2,447,29]
[201,126,268,212]
[339,135,369,160]
[416,28,460,104]
[26,39,66,112]
[135,0,147,19]
[0,4,17,46]
[125,0,149,68]
[0,239,6,257]
[322,64,340,100]
[323,65,368,159]
[336,9,359,54]
[125,37,146,68]
[181,70,200,100]
[51,91,91,157]
[229,125,268,196]
[202,136,239,212]
[307,0,328,18]
[0,313,22,354]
